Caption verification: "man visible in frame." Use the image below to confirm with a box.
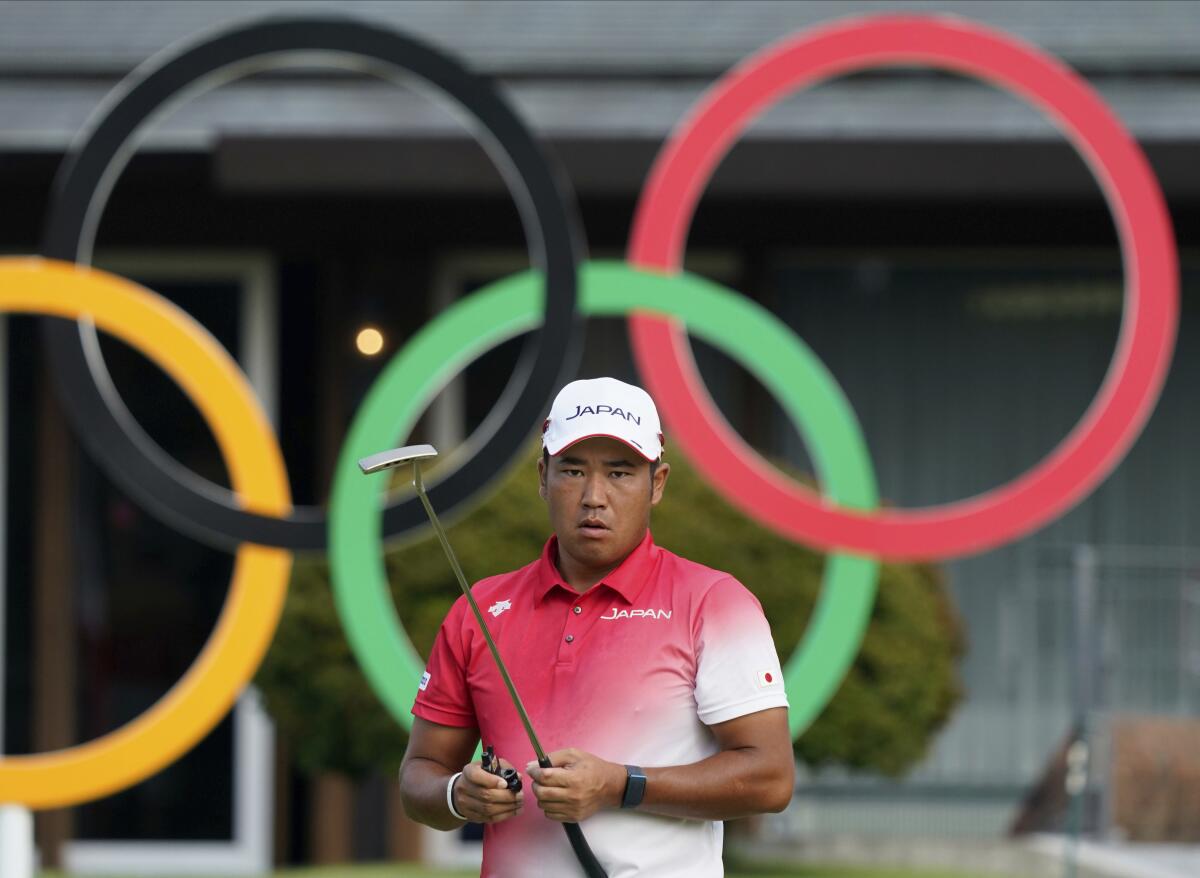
[399,377,794,877]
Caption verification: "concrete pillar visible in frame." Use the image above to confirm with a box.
[0,805,34,878]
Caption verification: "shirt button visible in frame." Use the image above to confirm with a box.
[572,606,582,615]
[565,634,575,643]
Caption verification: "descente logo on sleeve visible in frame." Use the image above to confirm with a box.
[600,607,672,620]
[564,404,641,424]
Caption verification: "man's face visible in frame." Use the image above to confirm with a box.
[538,436,670,582]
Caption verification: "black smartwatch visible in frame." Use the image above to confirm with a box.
[621,764,646,809]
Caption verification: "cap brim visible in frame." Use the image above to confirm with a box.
[544,432,659,462]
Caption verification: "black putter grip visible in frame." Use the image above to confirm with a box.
[564,823,607,878]
[538,755,608,878]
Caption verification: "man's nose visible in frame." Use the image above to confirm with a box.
[581,473,607,507]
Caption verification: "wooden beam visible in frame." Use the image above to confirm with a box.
[386,773,424,863]
[32,359,76,866]
[309,772,353,864]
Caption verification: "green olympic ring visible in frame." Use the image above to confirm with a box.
[328,261,879,739]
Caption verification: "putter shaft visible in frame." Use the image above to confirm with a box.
[361,448,607,876]
[412,463,549,765]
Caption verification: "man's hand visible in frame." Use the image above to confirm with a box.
[452,756,524,824]
[527,748,626,822]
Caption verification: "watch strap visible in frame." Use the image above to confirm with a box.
[621,764,646,809]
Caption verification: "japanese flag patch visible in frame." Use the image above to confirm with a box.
[757,670,779,688]
[419,670,431,691]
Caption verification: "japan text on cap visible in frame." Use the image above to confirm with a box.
[542,377,665,461]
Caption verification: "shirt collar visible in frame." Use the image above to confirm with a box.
[535,530,659,605]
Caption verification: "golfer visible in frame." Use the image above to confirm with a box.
[399,377,794,877]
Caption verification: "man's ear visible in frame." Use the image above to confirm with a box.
[537,455,548,500]
[650,461,670,506]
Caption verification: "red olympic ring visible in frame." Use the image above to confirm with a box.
[628,15,1178,560]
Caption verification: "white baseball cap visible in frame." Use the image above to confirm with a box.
[542,377,664,462]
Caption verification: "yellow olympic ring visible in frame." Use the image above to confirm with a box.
[0,257,292,809]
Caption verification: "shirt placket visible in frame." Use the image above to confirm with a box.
[557,585,628,666]
[557,591,585,665]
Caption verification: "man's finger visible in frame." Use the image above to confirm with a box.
[532,781,571,804]
[461,782,523,806]
[531,749,580,771]
[471,800,523,823]
[464,762,511,790]
[467,787,524,807]
[477,801,520,825]
[457,765,522,815]
[526,765,571,787]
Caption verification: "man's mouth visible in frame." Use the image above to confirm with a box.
[579,519,610,534]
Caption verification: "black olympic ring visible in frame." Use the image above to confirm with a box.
[40,16,585,551]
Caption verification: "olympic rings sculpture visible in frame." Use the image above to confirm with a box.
[0,259,293,808]
[42,18,586,553]
[0,13,1177,811]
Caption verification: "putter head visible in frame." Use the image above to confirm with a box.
[357,444,439,475]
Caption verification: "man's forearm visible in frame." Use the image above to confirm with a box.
[399,756,465,830]
[632,747,794,821]
[530,711,795,824]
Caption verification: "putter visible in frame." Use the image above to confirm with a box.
[359,445,608,878]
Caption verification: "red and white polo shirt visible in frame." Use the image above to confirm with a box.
[413,531,788,878]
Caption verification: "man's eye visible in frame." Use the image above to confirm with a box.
[610,471,631,479]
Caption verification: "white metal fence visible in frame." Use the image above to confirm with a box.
[769,545,1200,840]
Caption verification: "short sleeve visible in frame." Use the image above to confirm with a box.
[412,598,477,728]
[693,577,788,726]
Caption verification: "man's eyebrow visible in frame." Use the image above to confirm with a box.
[555,456,638,468]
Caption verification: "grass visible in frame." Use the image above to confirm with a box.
[42,864,994,878]
[729,868,992,878]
